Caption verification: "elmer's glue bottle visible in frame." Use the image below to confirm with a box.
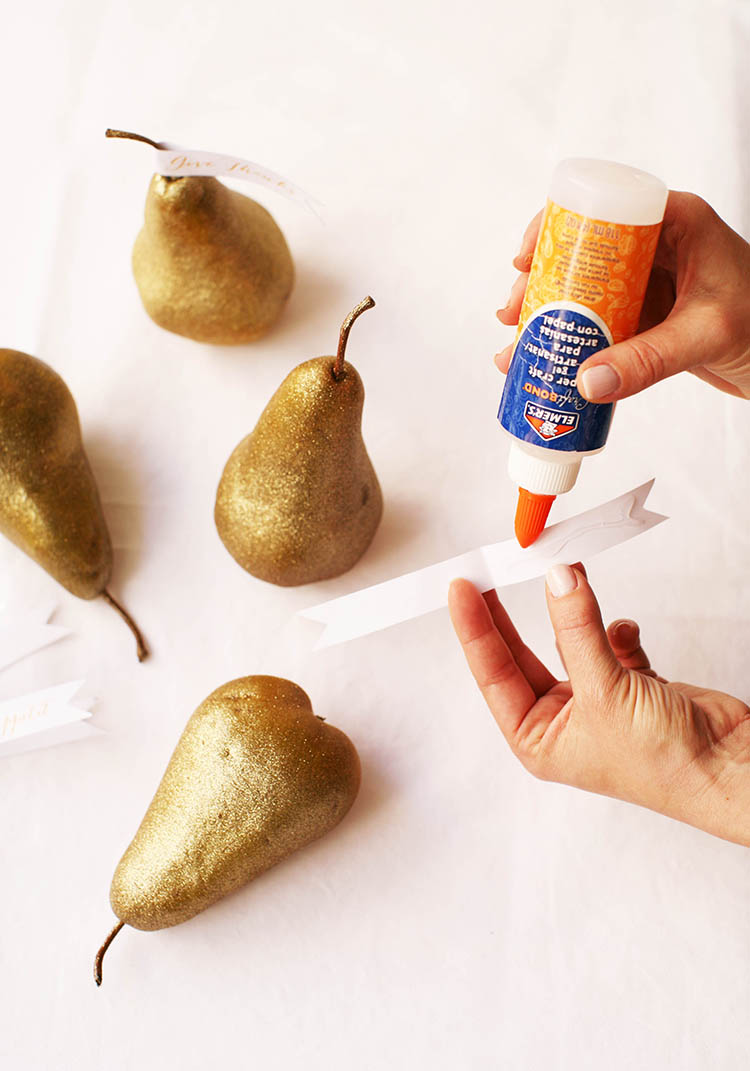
[498,158,668,547]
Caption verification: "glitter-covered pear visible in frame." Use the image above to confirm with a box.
[214,297,383,585]
[0,349,147,660]
[94,676,360,984]
[106,129,294,344]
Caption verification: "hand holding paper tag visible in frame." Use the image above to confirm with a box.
[449,558,750,848]
[299,481,666,648]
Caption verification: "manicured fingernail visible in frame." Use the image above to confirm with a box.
[546,564,578,598]
[580,364,620,400]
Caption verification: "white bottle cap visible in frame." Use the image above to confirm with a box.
[549,158,668,226]
[508,441,581,495]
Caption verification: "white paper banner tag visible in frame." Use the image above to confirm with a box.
[155,142,322,217]
[0,681,100,758]
[0,600,69,672]
[300,480,666,648]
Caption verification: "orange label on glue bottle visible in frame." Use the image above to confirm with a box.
[521,200,662,346]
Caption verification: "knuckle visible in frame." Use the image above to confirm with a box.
[623,335,666,389]
[684,193,716,227]
[515,746,551,782]
[553,603,601,640]
[476,655,518,692]
[663,192,718,253]
[460,624,492,647]
[708,301,739,348]
[527,759,555,784]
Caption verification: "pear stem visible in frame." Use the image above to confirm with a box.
[102,589,149,662]
[94,920,124,987]
[105,128,164,151]
[332,297,376,381]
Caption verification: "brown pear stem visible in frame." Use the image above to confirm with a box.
[102,589,149,662]
[105,128,164,150]
[332,297,376,381]
[94,920,125,986]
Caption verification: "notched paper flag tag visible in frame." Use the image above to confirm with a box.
[0,600,69,672]
[155,144,322,217]
[299,480,667,648]
[0,680,100,758]
[106,129,322,217]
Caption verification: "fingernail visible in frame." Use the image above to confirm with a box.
[612,619,638,642]
[546,564,578,598]
[579,364,620,401]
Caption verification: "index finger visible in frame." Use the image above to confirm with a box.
[448,578,537,738]
[483,589,557,696]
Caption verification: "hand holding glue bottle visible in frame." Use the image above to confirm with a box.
[449,176,750,847]
[497,159,667,546]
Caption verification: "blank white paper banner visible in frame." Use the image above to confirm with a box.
[300,480,666,648]
[0,600,69,672]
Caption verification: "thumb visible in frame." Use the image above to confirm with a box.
[576,307,715,402]
[545,565,623,696]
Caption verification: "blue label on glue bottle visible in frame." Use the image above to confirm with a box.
[498,301,614,454]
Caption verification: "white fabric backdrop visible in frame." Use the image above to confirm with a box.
[1,1,749,1068]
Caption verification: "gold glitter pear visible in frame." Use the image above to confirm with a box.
[0,349,147,659]
[132,174,293,343]
[96,675,361,983]
[108,125,293,343]
[214,298,382,585]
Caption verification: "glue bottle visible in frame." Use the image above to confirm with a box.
[497,158,668,547]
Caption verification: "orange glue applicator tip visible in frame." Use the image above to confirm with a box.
[514,489,556,548]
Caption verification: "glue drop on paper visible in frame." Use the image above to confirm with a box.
[497,158,668,547]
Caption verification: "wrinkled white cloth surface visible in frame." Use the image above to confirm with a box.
[1,1,748,1068]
